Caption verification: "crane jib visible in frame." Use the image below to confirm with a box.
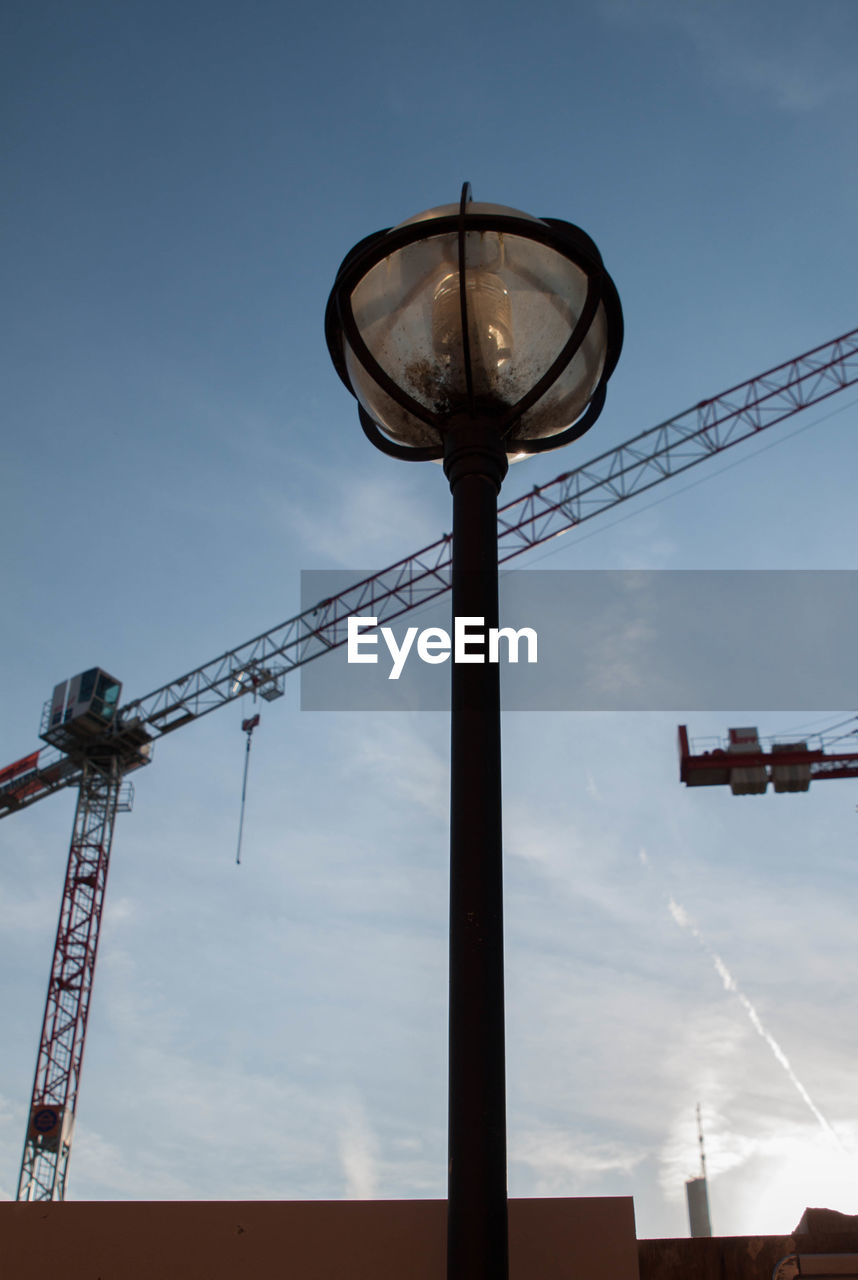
[115,324,858,740]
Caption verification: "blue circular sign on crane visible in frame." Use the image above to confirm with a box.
[33,1107,59,1134]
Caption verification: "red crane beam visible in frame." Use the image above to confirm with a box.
[678,724,858,790]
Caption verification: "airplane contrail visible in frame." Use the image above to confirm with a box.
[666,894,842,1150]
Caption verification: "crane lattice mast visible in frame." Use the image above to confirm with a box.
[16,761,132,1200]
[3,324,858,1200]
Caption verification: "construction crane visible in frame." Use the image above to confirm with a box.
[678,721,858,794]
[3,325,858,1202]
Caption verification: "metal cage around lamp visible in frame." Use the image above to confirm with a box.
[325,183,623,461]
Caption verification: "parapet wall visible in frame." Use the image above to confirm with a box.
[0,1196,639,1280]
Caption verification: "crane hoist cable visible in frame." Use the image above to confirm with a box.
[236,713,260,865]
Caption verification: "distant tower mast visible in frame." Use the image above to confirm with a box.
[698,1102,707,1180]
[685,1103,712,1237]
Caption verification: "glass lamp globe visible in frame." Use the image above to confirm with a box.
[325,187,623,461]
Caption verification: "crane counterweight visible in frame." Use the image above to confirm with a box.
[679,723,858,793]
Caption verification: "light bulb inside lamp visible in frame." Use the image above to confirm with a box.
[432,270,513,407]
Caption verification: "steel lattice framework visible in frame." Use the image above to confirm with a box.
[2,323,857,1199]
[16,761,132,1200]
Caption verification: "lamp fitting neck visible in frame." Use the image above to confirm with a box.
[442,420,509,494]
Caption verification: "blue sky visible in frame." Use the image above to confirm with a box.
[2,0,858,1239]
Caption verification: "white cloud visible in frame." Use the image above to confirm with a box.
[104,896,135,924]
[66,1039,355,1201]
[349,718,448,819]
[512,1127,646,1197]
[660,1089,759,1200]
[338,1097,379,1199]
[0,883,58,936]
[279,466,444,568]
[736,1123,858,1234]
[71,1126,195,1200]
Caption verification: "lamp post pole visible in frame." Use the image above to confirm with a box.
[444,423,509,1279]
[325,184,622,1280]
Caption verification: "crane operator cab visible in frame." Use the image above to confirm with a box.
[40,668,122,751]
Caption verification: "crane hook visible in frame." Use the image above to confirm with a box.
[236,714,260,865]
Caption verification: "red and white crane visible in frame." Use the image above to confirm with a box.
[3,325,858,1201]
[678,720,858,794]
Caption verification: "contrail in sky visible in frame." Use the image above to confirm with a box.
[666,894,842,1149]
[638,848,841,1149]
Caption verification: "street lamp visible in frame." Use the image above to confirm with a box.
[325,184,622,1280]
